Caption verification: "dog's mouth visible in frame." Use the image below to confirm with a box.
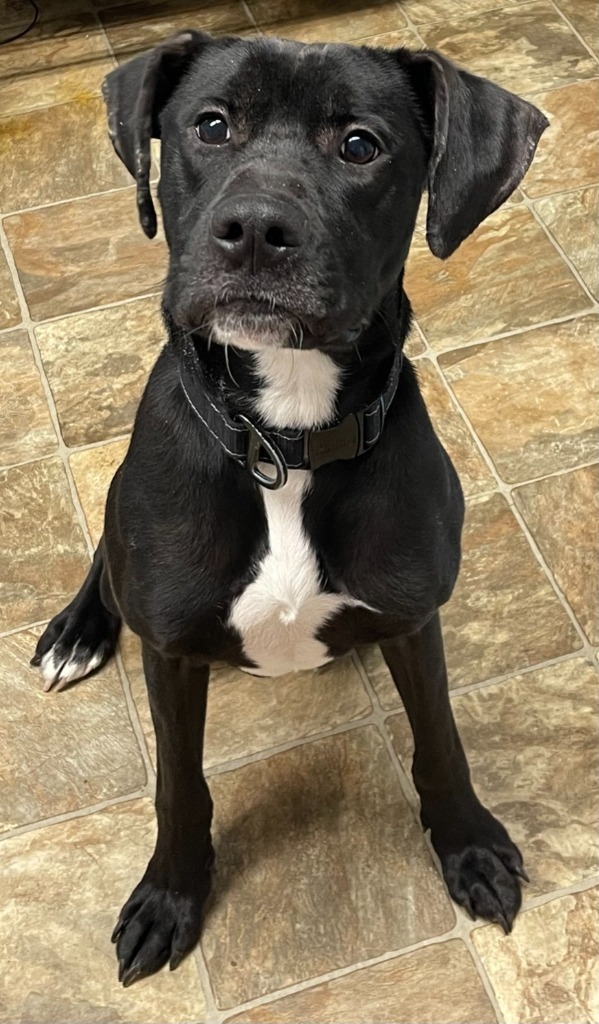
[206,294,311,351]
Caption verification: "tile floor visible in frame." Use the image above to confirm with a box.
[0,0,598,1021]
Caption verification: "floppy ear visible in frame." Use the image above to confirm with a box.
[401,50,549,259]
[102,30,208,238]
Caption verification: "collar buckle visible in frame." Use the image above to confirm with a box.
[237,414,289,490]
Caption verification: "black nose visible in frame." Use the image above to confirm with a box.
[210,194,306,271]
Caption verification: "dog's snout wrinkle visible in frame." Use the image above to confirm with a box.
[210,194,307,274]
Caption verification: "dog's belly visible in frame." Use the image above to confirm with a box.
[228,469,366,676]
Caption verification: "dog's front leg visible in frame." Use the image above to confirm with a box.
[112,646,213,986]
[381,612,526,932]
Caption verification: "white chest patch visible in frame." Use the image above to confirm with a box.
[227,346,363,677]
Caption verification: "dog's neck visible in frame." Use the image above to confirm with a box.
[169,285,411,433]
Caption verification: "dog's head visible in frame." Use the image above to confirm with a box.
[103,33,547,352]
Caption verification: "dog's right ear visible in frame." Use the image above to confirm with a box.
[102,30,208,238]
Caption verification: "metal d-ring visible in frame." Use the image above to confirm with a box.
[237,415,289,490]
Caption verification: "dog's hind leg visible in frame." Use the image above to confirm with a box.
[31,539,121,692]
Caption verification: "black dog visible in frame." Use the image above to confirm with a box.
[32,31,547,987]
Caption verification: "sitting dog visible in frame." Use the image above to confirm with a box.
[32,30,547,986]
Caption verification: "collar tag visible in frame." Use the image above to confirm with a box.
[307,409,364,471]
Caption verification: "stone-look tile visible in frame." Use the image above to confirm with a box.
[70,439,129,546]
[120,628,373,771]
[0,97,130,213]
[226,940,497,1023]
[514,466,599,643]
[0,245,21,328]
[419,3,598,97]
[398,0,520,24]
[417,359,495,496]
[0,627,146,832]
[439,316,599,483]
[357,642,401,710]
[0,6,113,120]
[259,4,407,43]
[5,189,167,321]
[442,493,580,687]
[389,658,599,896]
[203,727,454,1007]
[535,186,599,299]
[405,205,589,351]
[0,799,208,1022]
[557,0,599,54]
[353,29,421,48]
[0,56,116,119]
[521,80,599,198]
[102,0,253,58]
[35,296,164,447]
[0,329,57,466]
[0,459,90,632]
[472,886,599,1024]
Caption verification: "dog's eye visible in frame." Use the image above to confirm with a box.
[196,114,231,145]
[340,131,379,165]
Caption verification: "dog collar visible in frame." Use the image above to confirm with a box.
[178,332,403,490]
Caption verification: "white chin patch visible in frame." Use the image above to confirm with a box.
[211,319,290,352]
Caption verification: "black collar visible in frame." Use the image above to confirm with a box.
[178,332,403,490]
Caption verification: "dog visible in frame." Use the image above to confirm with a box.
[32,30,548,987]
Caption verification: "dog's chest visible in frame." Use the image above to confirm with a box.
[227,347,360,677]
[228,469,355,676]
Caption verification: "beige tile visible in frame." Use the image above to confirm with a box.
[389,657,599,896]
[356,642,401,710]
[0,56,116,119]
[203,727,454,1007]
[260,4,407,43]
[70,439,129,547]
[0,459,90,632]
[0,626,146,832]
[521,79,599,198]
[0,96,130,213]
[417,359,495,496]
[102,0,253,58]
[120,628,373,771]
[419,2,598,97]
[442,493,580,687]
[405,205,589,351]
[439,316,599,483]
[225,939,496,1023]
[556,0,599,54]
[353,29,421,48]
[535,185,599,299]
[0,329,57,466]
[5,189,167,321]
[0,799,208,1022]
[514,465,599,643]
[0,245,21,328]
[472,886,599,1024]
[0,3,109,79]
[35,296,164,447]
[398,0,520,24]
[249,0,402,29]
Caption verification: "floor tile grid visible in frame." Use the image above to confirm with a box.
[0,222,156,784]
[549,0,598,64]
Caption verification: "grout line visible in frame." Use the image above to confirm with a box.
[524,194,598,306]
[464,933,506,1024]
[430,351,595,661]
[0,432,132,475]
[240,0,262,34]
[216,925,463,1020]
[0,617,52,640]
[0,218,154,780]
[0,182,135,220]
[549,0,599,64]
[391,0,427,47]
[0,789,150,844]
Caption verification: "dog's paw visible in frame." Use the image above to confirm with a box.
[442,841,526,933]
[31,604,119,692]
[425,801,527,933]
[112,865,212,986]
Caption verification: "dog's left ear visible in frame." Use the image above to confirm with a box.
[400,50,549,259]
[102,30,209,238]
